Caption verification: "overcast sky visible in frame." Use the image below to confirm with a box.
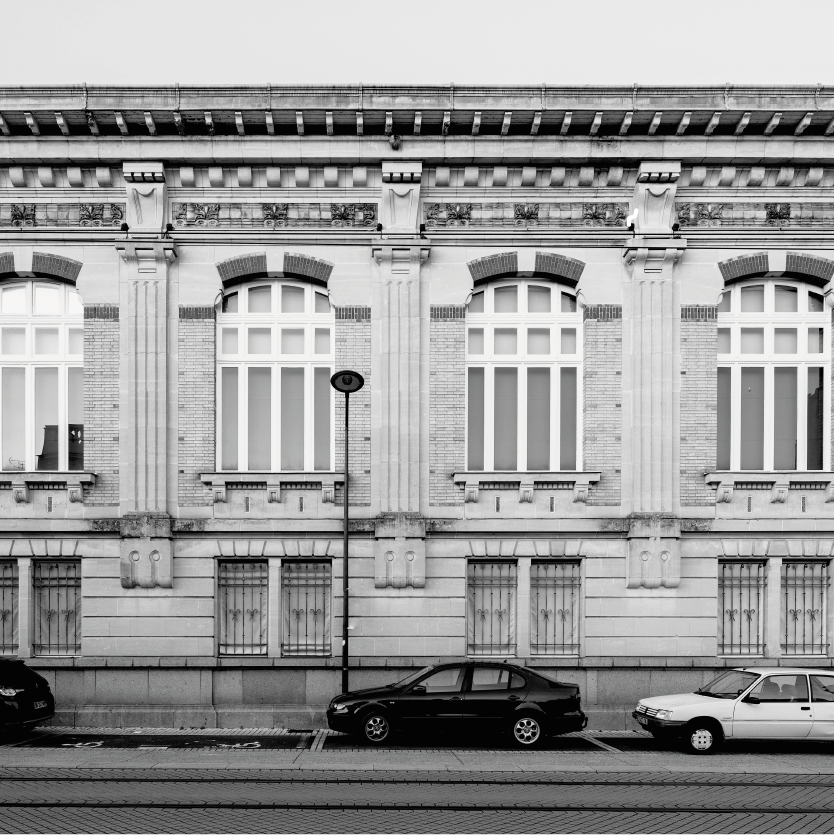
[3,0,831,87]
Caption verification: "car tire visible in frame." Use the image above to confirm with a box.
[359,711,391,745]
[682,720,722,754]
[510,714,545,749]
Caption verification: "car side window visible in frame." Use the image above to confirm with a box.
[810,675,834,703]
[509,672,526,690]
[470,667,510,691]
[748,674,809,702]
[416,667,466,694]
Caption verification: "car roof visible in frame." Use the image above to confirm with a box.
[735,667,834,675]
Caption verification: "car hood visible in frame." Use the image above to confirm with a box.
[639,692,727,710]
[334,685,397,703]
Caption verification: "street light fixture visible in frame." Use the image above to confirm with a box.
[330,369,365,695]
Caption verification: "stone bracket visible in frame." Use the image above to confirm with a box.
[771,479,790,504]
[454,472,601,505]
[200,472,344,505]
[706,472,834,505]
[8,472,96,505]
[119,539,173,589]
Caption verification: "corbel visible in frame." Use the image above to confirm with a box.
[715,481,734,504]
[12,482,29,504]
[464,480,480,504]
[321,485,335,504]
[519,477,534,504]
[771,479,790,504]
[573,478,592,504]
[213,485,227,504]
[68,487,83,504]
[825,483,834,503]
[267,481,281,504]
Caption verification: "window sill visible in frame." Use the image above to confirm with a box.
[452,471,601,504]
[200,471,344,504]
[0,471,95,505]
[705,471,834,504]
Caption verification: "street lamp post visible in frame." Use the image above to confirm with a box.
[330,370,365,695]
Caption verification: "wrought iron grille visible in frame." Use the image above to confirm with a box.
[718,561,765,655]
[531,560,581,655]
[781,561,828,655]
[33,561,81,656]
[0,561,18,654]
[467,561,517,656]
[282,561,331,656]
[217,561,268,655]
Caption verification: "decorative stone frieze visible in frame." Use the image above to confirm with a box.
[676,202,834,228]
[425,202,628,228]
[172,202,377,228]
[0,204,125,228]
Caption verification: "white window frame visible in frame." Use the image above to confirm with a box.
[0,281,84,472]
[717,280,830,471]
[216,281,335,472]
[465,280,583,472]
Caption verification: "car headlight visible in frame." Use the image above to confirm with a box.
[655,709,673,720]
[0,686,18,697]
[332,703,349,713]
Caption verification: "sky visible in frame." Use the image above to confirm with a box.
[2,0,831,87]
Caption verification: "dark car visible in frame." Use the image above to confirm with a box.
[326,661,586,748]
[0,658,55,735]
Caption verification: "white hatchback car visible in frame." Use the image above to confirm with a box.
[633,667,834,754]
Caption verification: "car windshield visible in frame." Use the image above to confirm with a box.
[697,670,760,699]
[392,666,435,688]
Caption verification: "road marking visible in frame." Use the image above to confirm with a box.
[310,730,328,752]
[578,732,622,753]
[294,733,312,750]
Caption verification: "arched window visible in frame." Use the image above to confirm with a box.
[0,281,84,472]
[717,281,829,470]
[216,281,334,472]
[466,281,582,472]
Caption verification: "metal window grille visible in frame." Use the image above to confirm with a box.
[33,561,80,656]
[781,561,828,655]
[467,561,517,656]
[718,560,765,655]
[218,561,268,655]
[531,560,580,655]
[282,561,331,656]
[0,561,18,654]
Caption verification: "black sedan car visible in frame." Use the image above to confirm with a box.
[0,658,55,735]
[326,661,586,747]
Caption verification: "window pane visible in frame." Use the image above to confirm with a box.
[740,328,764,353]
[221,328,238,354]
[468,328,484,354]
[527,328,549,355]
[314,292,330,313]
[740,285,764,312]
[774,328,797,354]
[775,285,798,312]
[807,368,824,470]
[281,368,304,469]
[314,328,330,354]
[717,328,731,354]
[1,286,25,315]
[528,286,551,313]
[247,367,271,470]
[248,328,271,354]
[2,368,25,471]
[35,367,59,470]
[467,368,485,470]
[221,367,238,470]
[248,286,271,313]
[1,328,25,355]
[560,328,577,354]
[68,328,83,355]
[773,368,797,469]
[740,368,765,469]
[494,328,517,355]
[222,293,238,314]
[313,367,331,470]
[809,291,825,313]
[282,286,305,313]
[34,328,59,355]
[281,328,305,354]
[561,293,577,313]
[808,327,824,354]
[717,291,731,313]
[494,368,518,470]
[66,289,82,316]
[717,368,732,469]
[494,286,518,313]
[526,368,550,470]
[560,368,577,470]
[468,292,484,313]
[34,285,59,315]
[67,367,83,471]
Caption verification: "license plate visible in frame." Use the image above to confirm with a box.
[33,700,47,710]
[636,715,647,725]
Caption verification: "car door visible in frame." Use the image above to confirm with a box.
[394,665,467,729]
[808,674,834,739]
[461,666,526,727]
[732,674,813,739]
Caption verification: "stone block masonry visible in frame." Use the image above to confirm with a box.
[178,307,216,507]
[84,307,119,506]
[583,306,622,505]
[429,308,465,506]
[681,308,718,506]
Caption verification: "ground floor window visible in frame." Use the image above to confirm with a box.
[0,560,18,654]
[467,561,517,656]
[33,560,80,656]
[718,561,765,655]
[282,561,331,656]
[217,561,268,655]
[781,561,828,656]
[530,560,580,655]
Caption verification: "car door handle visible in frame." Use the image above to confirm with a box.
[801,706,811,711]
[508,695,521,701]
[450,696,462,701]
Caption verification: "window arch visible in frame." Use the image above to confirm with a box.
[216,281,334,472]
[0,281,84,472]
[717,280,829,471]
[466,280,582,472]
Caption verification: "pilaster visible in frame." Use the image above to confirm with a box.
[16,557,32,658]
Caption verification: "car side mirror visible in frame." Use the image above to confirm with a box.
[410,684,427,695]
[743,695,760,704]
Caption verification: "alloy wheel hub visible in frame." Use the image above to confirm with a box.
[514,718,540,744]
[365,716,388,740]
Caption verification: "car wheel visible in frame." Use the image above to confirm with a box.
[682,720,722,754]
[360,711,391,745]
[510,714,544,749]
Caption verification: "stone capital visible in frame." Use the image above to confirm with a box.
[372,242,430,274]
[115,241,177,273]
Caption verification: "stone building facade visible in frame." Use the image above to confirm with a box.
[1,85,834,728]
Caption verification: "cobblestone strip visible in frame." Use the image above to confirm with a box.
[309,729,329,752]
